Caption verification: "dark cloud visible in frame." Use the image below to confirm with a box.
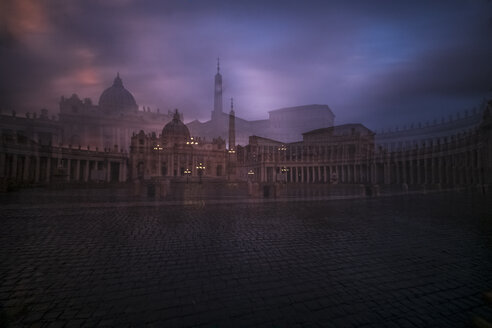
[0,0,491,128]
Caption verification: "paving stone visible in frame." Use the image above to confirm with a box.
[0,192,491,327]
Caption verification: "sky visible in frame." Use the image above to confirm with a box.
[0,0,491,129]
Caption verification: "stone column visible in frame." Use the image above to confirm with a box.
[46,157,51,182]
[124,159,128,182]
[438,157,442,185]
[371,162,376,184]
[445,156,450,185]
[385,161,390,185]
[76,160,80,181]
[432,156,437,185]
[449,156,454,185]
[67,158,71,182]
[410,159,414,185]
[382,162,387,184]
[461,155,466,184]
[404,158,408,184]
[121,160,126,182]
[11,154,17,179]
[107,161,111,182]
[119,161,124,182]
[84,160,90,182]
[452,155,457,185]
[395,160,400,184]
[35,156,40,183]
[468,151,473,184]
[23,156,30,181]
[472,150,478,184]
[423,157,428,184]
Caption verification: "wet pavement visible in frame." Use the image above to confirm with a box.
[0,190,491,327]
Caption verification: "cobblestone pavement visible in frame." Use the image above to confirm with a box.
[1,192,491,327]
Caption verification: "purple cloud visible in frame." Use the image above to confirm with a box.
[0,0,491,129]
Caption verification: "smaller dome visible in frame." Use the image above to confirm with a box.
[162,109,190,146]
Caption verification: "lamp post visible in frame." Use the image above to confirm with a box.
[153,144,163,177]
[247,169,255,181]
[196,162,205,184]
[276,145,287,182]
[186,137,198,146]
[228,149,235,180]
[184,169,191,183]
[280,166,289,184]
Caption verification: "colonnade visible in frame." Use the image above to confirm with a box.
[0,146,127,184]
[245,133,489,186]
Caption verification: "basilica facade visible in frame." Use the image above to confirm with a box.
[129,110,235,182]
[59,73,175,152]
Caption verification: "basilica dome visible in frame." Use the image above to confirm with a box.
[98,73,138,113]
[162,110,190,146]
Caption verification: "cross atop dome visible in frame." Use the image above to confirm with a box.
[173,109,181,121]
[113,72,123,87]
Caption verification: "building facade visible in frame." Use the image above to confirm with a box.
[237,124,375,184]
[129,110,234,182]
[237,101,492,189]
